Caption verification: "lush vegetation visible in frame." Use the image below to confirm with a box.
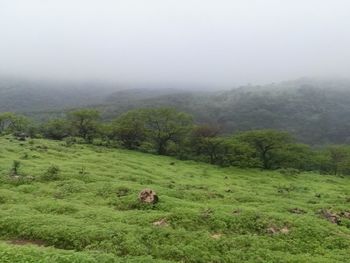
[4,77,350,145]
[0,136,349,262]
[1,77,350,262]
[3,106,350,176]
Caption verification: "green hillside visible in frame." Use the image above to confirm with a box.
[0,136,349,262]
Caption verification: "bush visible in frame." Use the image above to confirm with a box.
[41,165,61,181]
[63,136,76,147]
[10,160,21,176]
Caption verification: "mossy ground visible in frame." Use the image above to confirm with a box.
[0,136,349,262]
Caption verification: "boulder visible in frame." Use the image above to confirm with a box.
[139,189,158,204]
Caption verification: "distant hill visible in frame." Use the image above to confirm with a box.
[0,77,118,120]
[2,77,350,144]
[97,78,350,144]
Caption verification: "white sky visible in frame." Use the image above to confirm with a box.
[0,0,349,86]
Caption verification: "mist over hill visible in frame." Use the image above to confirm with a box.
[1,77,350,144]
[0,77,118,116]
[97,78,350,145]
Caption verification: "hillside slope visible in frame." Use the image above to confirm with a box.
[98,79,350,144]
[0,137,349,262]
[0,77,117,119]
[2,77,350,144]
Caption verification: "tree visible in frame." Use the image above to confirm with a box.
[0,112,30,134]
[68,109,100,142]
[237,129,292,169]
[325,145,350,175]
[143,108,193,155]
[189,124,224,163]
[0,112,14,133]
[275,143,315,170]
[42,118,71,140]
[111,110,147,149]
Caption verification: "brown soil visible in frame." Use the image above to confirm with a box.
[153,218,169,227]
[8,239,46,246]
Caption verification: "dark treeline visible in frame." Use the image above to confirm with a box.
[3,78,350,145]
[1,108,350,176]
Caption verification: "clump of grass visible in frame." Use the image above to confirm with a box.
[20,152,29,159]
[78,166,87,176]
[116,186,131,197]
[276,184,296,194]
[10,160,21,176]
[63,136,76,147]
[279,168,301,176]
[41,165,61,181]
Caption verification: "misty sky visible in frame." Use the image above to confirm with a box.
[0,0,350,86]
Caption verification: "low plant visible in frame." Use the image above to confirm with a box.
[10,160,21,176]
[41,165,61,181]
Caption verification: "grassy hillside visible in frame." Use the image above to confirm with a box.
[0,137,349,262]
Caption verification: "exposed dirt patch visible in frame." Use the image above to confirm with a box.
[339,211,350,219]
[267,225,290,235]
[8,239,46,247]
[211,233,223,239]
[318,209,349,225]
[153,218,169,227]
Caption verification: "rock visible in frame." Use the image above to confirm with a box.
[153,218,168,227]
[267,225,290,235]
[319,209,341,225]
[139,189,158,204]
[339,211,350,219]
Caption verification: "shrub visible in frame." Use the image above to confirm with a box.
[21,152,29,159]
[116,186,131,197]
[10,160,21,176]
[63,136,76,147]
[78,166,87,176]
[41,165,61,181]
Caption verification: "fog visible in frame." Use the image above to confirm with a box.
[1,0,350,87]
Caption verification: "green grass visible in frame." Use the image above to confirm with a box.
[0,136,349,262]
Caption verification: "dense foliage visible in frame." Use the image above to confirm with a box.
[3,78,350,145]
[3,107,350,176]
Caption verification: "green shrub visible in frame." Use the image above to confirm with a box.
[41,165,61,181]
[10,160,21,176]
[63,136,76,147]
